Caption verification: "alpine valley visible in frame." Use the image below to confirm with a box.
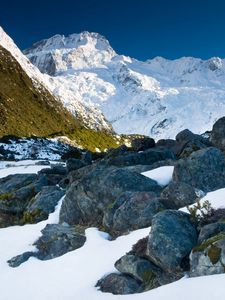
[3,24,225,300]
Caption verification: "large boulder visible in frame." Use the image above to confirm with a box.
[173,147,225,192]
[103,191,164,235]
[190,232,225,277]
[34,224,86,260]
[23,186,65,223]
[156,139,179,156]
[115,254,160,290]
[60,165,162,228]
[0,173,46,215]
[131,137,155,151]
[147,210,198,272]
[107,148,175,167]
[160,181,197,209]
[8,223,86,267]
[0,173,37,194]
[96,273,142,295]
[175,129,211,158]
[211,117,225,151]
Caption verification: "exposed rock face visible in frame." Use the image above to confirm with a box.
[96,273,143,295]
[103,191,164,235]
[190,232,225,277]
[147,210,198,272]
[211,117,225,151]
[173,147,225,192]
[160,181,197,209]
[59,165,162,229]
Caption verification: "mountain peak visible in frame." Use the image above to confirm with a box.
[24,31,113,54]
[24,31,116,75]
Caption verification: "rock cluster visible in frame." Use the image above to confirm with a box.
[3,117,225,295]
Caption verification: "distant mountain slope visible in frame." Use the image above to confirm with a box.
[0,27,112,133]
[0,44,81,137]
[24,31,225,139]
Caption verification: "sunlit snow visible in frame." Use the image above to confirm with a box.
[142,166,174,186]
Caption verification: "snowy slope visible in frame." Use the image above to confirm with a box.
[24,31,225,139]
[0,27,112,132]
[0,163,225,300]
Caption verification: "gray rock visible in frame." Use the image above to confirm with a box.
[176,129,210,146]
[160,181,197,209]
[123,159,175,174]
[82,151,92,165]
[96,273,142,295]
[105,145,130,159]
[7,251,35,268]
[173,147,225,192]
[0,174,45,215]
[190,232,225,277]
[7,224,86,267]
[211,117,225,151]
[131,137,155,151]
[66,158,87,172]
[35,161,50,166]
[39,164,67,176]
[24,186,65,222]
[67,163,96,184]
[107,148,175,167]
[147,210,198,272]
[175,129,211,158]
[0,173,37,194]
[60,165,162,228]
[34,223,86,260]
[198,223,225,244]
[103,191,165,235]
[156,139,179,156]
[115,254,160,289]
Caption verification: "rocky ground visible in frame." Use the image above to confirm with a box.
[1,117,225,298]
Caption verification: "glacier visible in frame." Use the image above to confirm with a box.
[23,31,225,139]
[2,26,225,139]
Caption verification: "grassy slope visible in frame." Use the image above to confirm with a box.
[0,45,122,151]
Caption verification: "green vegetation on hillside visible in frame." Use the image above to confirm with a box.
[0,45,81,137]
[0,45,127,151]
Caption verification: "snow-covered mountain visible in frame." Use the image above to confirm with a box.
[23,31,225,140]
[0,27,112,132]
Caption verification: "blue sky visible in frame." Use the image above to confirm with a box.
[1,0,225,60]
